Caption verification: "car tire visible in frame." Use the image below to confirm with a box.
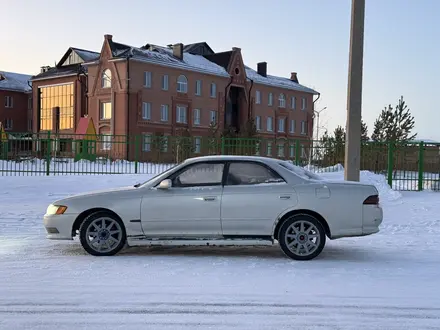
[79,211,126,256]
[278,214,326,261]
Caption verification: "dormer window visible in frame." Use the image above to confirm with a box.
[101,69,111,88]
[177,75,188,93]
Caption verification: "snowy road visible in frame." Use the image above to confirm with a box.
[1,174,440,330]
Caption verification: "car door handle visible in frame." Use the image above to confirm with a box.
[279,195,291,200]
[203,196,217,201]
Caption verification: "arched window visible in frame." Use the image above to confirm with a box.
[278,93,286,108]
[101,69,111,88]
[177,75,188,93]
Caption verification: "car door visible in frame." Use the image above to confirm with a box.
[221,161,297,236]
[140,161,225,238]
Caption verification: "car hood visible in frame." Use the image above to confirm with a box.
[54,185,138,204]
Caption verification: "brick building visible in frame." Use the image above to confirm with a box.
[30,34,319,161]
[0,70,32,133]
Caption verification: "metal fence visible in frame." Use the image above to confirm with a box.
[1,132,439,191]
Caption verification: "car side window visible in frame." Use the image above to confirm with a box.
[172,163,224,187]
[226,162,285,186]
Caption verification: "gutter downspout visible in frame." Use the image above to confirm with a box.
[224,76,233,131]
[126,54,132,160]
[247,78,254,120]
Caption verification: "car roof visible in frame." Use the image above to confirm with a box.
[184,155,283,165]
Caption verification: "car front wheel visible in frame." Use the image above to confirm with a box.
[79,211,126,256]
[278,214,326,261]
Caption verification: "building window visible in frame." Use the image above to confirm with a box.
[210,110,217,125]
[177,75,188,93]
[289,144,295,158]
[195,80,202,96]
[162,75,169,90]
[4,118,13,130]
[256,116,261,131]
[142,102,151,120]
[39,83,74,130]
[27,119,32,131]
[160,104,169,122]
[278,118,285,132]
[301,144,307,158]
[255,90,261,104]
[268,93,273,106]
[278,94,286,108]
[267,142,272,156]
[301,120,307,134]
[278,142,285,157]
[5,96,13,108]
[193,108,201,125]
[266,117,273,132]
[142,134,151,152]
[100,102,112,120]
[290,119,296,133]
[210,83,216,98]
[301,97,307,110]
[101,69,111,88]
[144,71,152,88]
[291,96,296,109]
[101,134,112,151]
[194,137,201,153]
[176,105,187,123]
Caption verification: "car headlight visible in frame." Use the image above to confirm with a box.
[45,204,68,215]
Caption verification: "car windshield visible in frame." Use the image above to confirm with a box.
[278,161,323,181]
[135,164,179,187]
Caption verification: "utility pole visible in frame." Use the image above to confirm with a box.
[314,107,327,141]
[344,0,365,181]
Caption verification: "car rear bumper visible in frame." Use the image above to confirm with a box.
[362,205,383,235]
[43,214,77,240]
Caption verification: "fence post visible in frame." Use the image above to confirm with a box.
[417,141,424,191]
[134,135,139,174]
[295,140,301,166]
[387,141,394,187]
[46,131,52,176]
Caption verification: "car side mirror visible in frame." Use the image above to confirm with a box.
[158,179,172,189]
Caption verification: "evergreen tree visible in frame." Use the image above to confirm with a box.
[361,119,369,142]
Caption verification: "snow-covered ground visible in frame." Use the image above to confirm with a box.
[1,170,440,329]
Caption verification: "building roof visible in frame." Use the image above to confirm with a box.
[31,64,83,81]
[203,51,233,70]
[0,71,32,92]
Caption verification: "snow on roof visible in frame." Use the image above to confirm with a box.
[0,71,32,92]
[245,66,318,95]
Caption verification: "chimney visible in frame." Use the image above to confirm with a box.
[104,34,113,41]
[173,43,183,60]
[257,62,267,77]
[290,72,299,83]
[40,66,50,73]
[232,47,241,52]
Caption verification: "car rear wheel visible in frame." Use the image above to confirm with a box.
[79,211,126,256]
[278,214,326,261]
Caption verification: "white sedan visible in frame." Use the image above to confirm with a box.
[43,155,383,260]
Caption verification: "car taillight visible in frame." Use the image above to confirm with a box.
[363,195,379,205]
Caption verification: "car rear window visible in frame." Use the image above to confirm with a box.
[278,161,323,181]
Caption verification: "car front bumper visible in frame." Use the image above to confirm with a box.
[43,214,77,240]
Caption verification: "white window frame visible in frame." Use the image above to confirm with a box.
[194,137,202,153]
[160,104,169,122]
[210,110,217,125]
[266,117,273,132]
[144,71,152,88]
[301,144,307,158]
[176,105,187,123]
[301,97,307,110]
[277,142,285,157]
[290,119,295,133]
[255,90,261,104]
[268,93,273,106]
[278,94,286,108]
[142,102,151,120]
[289,144,295,158]
[193,108,201,125]
[101,69,111,88]
[5,96,13,108]
[142,134,151,152]
[101,134,112,151]
[100,101,112,120]
[210,82,216,98]
[195,80,202,96]
[256,116,261,131]
[301,120,307,135]
[267,142,272,156]
[177,75,188,93]
[291,96,296,109]
[278,117,285,132]
[162,74,169,90]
